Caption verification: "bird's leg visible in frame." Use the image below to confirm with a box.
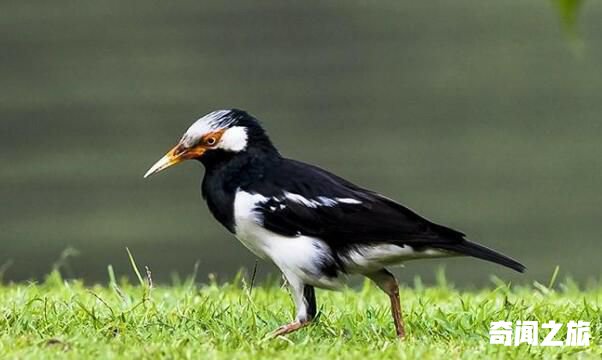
[272,277,316,337]
[388,285,405,339]
[366,269,405,339]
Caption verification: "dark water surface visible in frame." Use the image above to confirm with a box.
[1,1,601,285]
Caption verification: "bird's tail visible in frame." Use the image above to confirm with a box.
[436,240,526,273]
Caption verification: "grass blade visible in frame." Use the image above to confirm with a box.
[126,247,144,286]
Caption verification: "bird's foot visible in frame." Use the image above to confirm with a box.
[271,320,308,337]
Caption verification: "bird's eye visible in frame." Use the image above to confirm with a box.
[206,137,217,146]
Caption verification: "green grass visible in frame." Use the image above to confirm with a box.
[0,269,600,359]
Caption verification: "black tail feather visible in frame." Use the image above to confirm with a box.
[436,240,526,273]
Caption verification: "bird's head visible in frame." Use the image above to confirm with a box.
[144,109,276,178]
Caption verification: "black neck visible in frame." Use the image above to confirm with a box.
[200,147,281,232]
[200,145,280,180]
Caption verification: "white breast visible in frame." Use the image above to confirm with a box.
[232,190,343,289]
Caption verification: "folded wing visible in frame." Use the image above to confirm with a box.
[251,159,525,273]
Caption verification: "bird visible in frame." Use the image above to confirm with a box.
[144,109,525,339]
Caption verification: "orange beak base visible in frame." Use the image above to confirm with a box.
[143,144,206,178]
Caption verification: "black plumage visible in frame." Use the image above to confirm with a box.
[198,111,524,274]
[145,108,525,339]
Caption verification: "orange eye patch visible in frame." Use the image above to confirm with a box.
[200,129,226,147]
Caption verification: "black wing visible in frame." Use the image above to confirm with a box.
[254,160,462,247]
[249,159,525,272]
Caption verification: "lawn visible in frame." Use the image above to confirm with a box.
[0,267,600,359]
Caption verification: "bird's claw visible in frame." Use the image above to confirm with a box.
[270,320,305,337]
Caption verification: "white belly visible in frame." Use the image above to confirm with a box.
[233,191,343,289]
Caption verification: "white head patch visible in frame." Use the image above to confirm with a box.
[218,126,248,152]
[180,110,248,152]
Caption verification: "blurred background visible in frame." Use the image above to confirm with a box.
[1,0,600,286]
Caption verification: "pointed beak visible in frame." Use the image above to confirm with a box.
[143,150,180,178]
[144,146,184,179]
[144,144,206,178]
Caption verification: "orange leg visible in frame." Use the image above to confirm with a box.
[388,282,405,338]
[271,319,310,337]
[367,269,405,339]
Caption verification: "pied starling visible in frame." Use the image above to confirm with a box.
[144,109,525,339]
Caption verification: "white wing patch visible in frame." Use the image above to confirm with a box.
[233,191,361,227]
[336,198,362,205]
[284,192,361,208]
